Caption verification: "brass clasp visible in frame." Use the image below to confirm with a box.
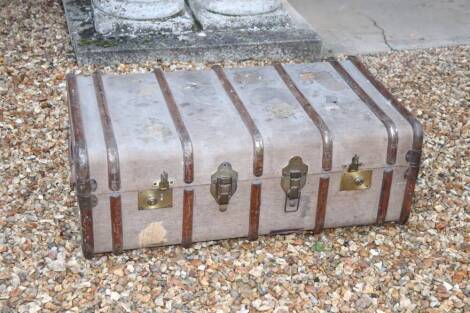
[211,162,238,211]
[281,156,308,212]
[340,155,372,191]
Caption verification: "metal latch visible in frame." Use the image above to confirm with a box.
[281,156,308,212]
[138,172,173,210]
[211,162,238,211]
[340,155,372,191]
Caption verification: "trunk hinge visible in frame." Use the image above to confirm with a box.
[405,149,422,179]
[76,178,98,209]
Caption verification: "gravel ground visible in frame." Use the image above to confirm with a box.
[1,1,469,312]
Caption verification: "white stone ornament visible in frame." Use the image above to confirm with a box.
[201,0,282,16]
[188,0,291,31]
[92,0,185,20]
[92,0,193,35]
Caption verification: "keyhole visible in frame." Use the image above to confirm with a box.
[147,196,158,206]
[354,176,365,186]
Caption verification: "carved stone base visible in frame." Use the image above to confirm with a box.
[189,0,292,31]
[92,0,193,36]
[201,0,281,16]
[92,7,194,36]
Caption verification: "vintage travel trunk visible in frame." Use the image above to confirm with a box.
[67,57,423,258]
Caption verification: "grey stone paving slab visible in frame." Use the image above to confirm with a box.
[63,0,322,65]
[288,0,470,55]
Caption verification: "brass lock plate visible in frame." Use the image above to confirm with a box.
[340,170,372,191]
[138,172,173,210]
[340,155,373,191]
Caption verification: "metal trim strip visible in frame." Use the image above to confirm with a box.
[66,74,95,259]
[270,228,304,235]
[212,65,264,177]
[154,69,195,184]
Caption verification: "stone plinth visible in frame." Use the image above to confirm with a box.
[62,0,322,64]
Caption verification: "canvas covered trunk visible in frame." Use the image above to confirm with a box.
[66,58,423,258]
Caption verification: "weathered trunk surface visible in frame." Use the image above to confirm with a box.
[67,59,423,258]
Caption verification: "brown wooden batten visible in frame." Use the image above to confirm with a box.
[330,60,399,166]
[400,151,421,224]
[212,65,264,177]
[348,56,424,224]
[314,176,329,234]
[274,63,333,234]
[274,63,333,172]
[377,168,394,225]
[154,69,195,184]
[270,228,304,235]
[66,74,95,259]
[93,72,123,254]
[248,183,262,241]
[110,193,123,253]
[182,189,194,248]
[331,60,402,227]
[93,72,121,191]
